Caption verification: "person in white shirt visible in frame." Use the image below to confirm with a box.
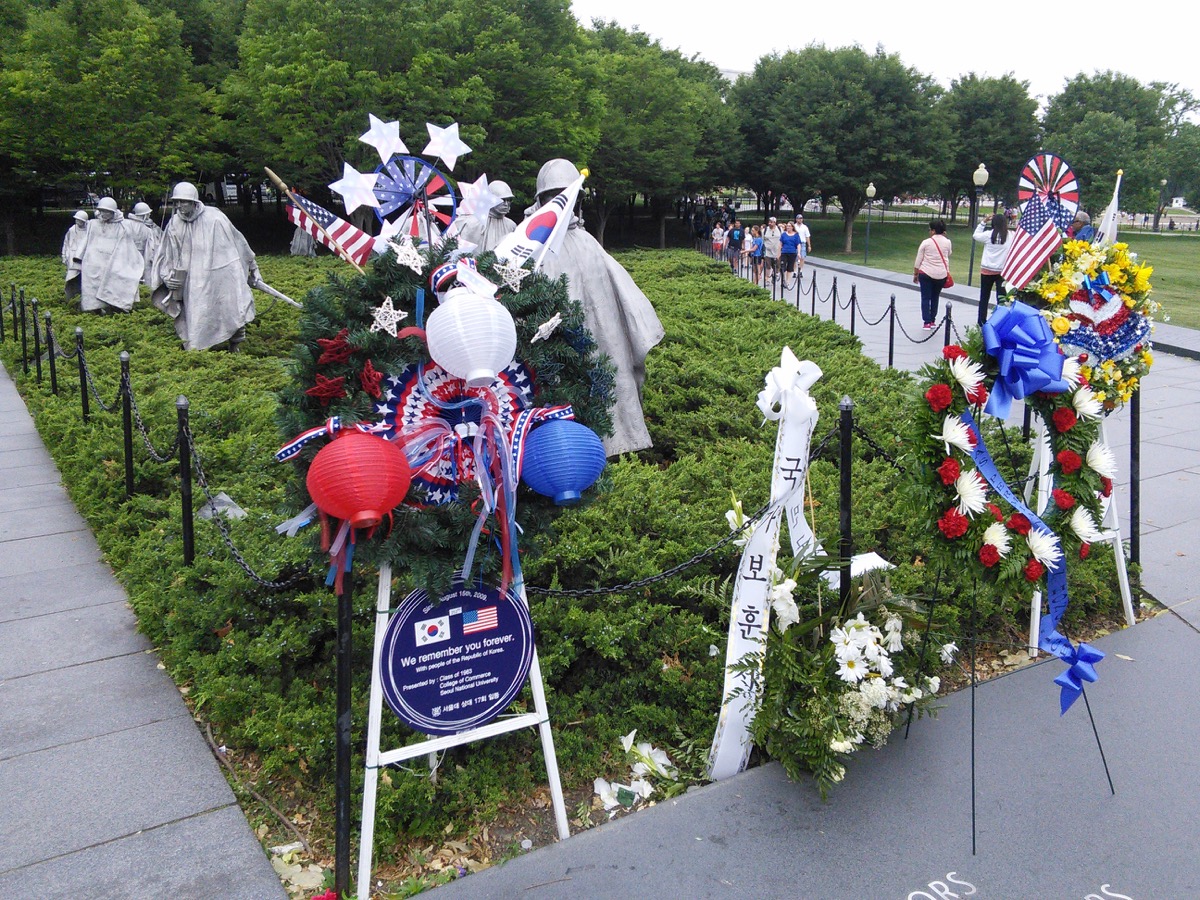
[793,214,813,274]
[972,211,1014,325]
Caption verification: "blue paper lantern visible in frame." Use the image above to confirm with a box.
[520,420,606,505]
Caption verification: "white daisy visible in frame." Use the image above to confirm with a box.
[1072,386,1103,420]
[1069,506,1104,543]
[1026,528,1063,568]
[954,469,989,517]
[982,521,1012,557]
[1086,442,1118,479]
[836,654,868,683]
[948,355,985,397]
[935,416,976,456]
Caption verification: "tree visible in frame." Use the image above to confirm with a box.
[730,45,947,252]
[938,73,1039,219]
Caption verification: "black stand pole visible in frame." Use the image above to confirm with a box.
[849,285,857,336]
[335,571,355,896]
[31,299,42,384]
[887,296,896,369]
[943,302,953,348]
[177,396,194,565]
[45,313,57,396]
[810,273,817,317]
[19,288,28,375]
[76,328,89,424]
[121,353,134,499]
[831,280,838,326]
[1081,687,1116,795]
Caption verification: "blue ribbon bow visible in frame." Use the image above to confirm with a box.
[1081,271,1115,308]
[1041,625,1105,714]
[982,301,1069,419]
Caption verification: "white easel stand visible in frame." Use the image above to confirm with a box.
[1025,415,1136,657]
[357,564,570,899]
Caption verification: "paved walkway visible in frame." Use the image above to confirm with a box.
[0,365,285,897]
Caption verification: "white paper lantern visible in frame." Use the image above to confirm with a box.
[425,287,517,387]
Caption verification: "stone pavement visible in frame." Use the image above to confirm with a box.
[437,254,1200,898]
[0,364,285,898]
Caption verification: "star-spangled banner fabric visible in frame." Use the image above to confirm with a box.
[1001,195,1063,290]
[287,198,376,267]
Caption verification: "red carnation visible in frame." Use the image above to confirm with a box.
[925,384,954,412]
[938,507,970,539]
[1024,559,1046,581]
[966,383,989,406]
[937,457,961,486]
[1079,543,1091,560]
[1052,488,1076,510]
[1100,476,1113,497]
[1052,407,1078,433]
[943,345,968,361]
[979,544,1001,567]
[988,503,1004,522]
[1057,449,1083,475]
[1007,512,1031,535]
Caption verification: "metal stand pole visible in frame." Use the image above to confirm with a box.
[45,313,57,395]
[838,397,854,612]
[335,570,355,896]
[810,273,817,317]
[831,279,838,325]
[121,353,134,499]
[864,200,872,265]
[19,288,28,374]
[177,397,194,565]
[31,299,41,384]
[849,285,857,336]
[943,302,953,348]
[887,296,896,369]
[76,328,89,423]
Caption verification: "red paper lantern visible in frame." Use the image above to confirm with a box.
[306,430,411,528]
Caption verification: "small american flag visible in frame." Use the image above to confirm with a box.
[462,606,498,635]
[1002,196,1062,291]
[287,196,375,266]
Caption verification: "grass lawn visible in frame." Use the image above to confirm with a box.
[799,216,1200,330]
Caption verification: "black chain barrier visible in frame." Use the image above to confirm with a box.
[853,296,891,327]
[894,311,950,344]
[526,425,841,597]
[127,384,181,463]
[78,349,125,413]
[183,423,309,590]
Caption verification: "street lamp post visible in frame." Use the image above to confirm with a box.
[863,181,877,265]
[967,163,988,287]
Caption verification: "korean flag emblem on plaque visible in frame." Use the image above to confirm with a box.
[414,615,450,646]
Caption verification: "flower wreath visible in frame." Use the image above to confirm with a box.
[1020,239,1158,411]
[908,304,1117,711]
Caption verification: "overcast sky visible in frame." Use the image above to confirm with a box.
[570,1,1198,106]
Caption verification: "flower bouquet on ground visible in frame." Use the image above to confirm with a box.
[746,563,944,798]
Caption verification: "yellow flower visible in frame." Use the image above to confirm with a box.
[1141,350,1154,366]
[1124,296,1136,308]
[1102,263,1126,285]
[1051,316,1071,336]
[1094,390,1106,401]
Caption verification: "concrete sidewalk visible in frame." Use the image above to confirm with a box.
[0,363,285,898]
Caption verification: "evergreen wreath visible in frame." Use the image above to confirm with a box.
[276,242,616,595]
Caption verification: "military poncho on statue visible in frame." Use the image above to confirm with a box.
[80,198,143,313]
[128,202,163,284]
[508,159,665,457]
[150,182,259,351]
[61,210,89,300]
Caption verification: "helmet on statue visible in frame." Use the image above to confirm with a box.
[170,182,200,203]
[132,202,152,216]
[535,159,580,199]
[96,197,119,213]
[489,180,514,200]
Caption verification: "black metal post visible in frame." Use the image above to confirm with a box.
[943,302,953,347]
[335,571,354,896]
[1130,391,1141,565]
[9,283,16,343]
[1022,405,1032,440]
[31,299,42,384]
[839,396,854,612]
[19,288,28,374]
[178,396,194,566]
[2,283,8,342]
[887,295,896,369]
[810,273,817,317]
[45,313,57,395]
[849,285,857,336]
[76,328,89,423]
[831,279,838,325]
[121,353,134,499]
[968,186,982,287]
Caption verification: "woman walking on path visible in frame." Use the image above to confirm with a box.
[913,219,951,329]
[779,221,802,289]
[972,211,1013,325]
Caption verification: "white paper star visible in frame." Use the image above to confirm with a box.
[458,173,502,218]
[493,259,532,292]
[376,215,406,246]
[386,236,425,274]
[422,122,472,171]
[359,114,408,164]
[531,312,563,343]
[329,162,380,214]
[369,295,409,337]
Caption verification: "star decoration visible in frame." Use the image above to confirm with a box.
[376,216,406,245]
[329,162,380,214]
[359,114,408,164]
[493,259,532,292]
[369,295,409,337]
[316,328,355,365]
[458,173,503,219]
[422,122,472,171]
[531,312,563,344]
[360,359,384,398]
[305,373,346,406]
[387,236,425,274]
